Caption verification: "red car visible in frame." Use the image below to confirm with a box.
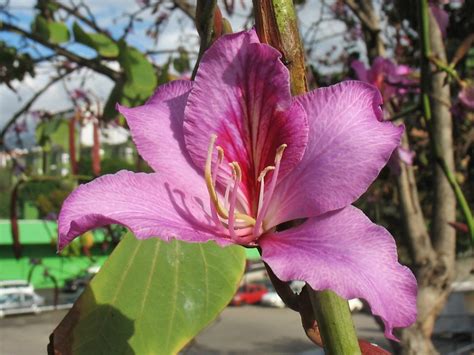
[231,283,268,306]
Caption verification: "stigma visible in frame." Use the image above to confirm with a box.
[204,134,286,245]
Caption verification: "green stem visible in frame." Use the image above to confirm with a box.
[419,0,474,243]
[254,1,361,353]
[310,290,361,355]
[428,55,463,85]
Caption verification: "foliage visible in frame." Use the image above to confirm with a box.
[0,41,35,89]
[49,234,246,354]
[72,22,119,58]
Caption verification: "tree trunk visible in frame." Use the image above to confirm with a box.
[400,8,457,354]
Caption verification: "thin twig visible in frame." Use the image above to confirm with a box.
[0,68,77,143]
[1,22,120,80]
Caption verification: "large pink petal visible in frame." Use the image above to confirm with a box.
[58,170,230,251]
[260,206,417,340]
[183,29,308,210]
[266,81,403,227]
[117,80,196,174]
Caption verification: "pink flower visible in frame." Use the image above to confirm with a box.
[58,29,417,339]
[351,57,417,102]
[459,83,474,110]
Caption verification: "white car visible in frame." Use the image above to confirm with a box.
[0,285,45,318]
[261,292,286,308]
[0,280,34,296]
[261,281,364,312]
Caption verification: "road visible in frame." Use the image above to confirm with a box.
[0,306,388,355]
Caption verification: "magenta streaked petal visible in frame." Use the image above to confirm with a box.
[58,170,231,251]
[260,206,417,340]
[266,81,403,227]
[183,29,308,207]
[117,80,195,174]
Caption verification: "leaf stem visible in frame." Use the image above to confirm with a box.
[310,290,361,355]
[191,0,217,80]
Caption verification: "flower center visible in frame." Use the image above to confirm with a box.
[204,134,286,245]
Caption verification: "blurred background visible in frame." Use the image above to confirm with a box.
[0,0,473,354]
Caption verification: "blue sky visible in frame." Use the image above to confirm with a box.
[0,0,200,136]
[0,0,350,144]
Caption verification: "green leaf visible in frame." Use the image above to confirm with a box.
[49,234,246,354]
[48,21,70,44]
[32,16,49,41]
[31,16,69,44]
[36,118,69,149]
[118,41,157,107]
[72,22,119,58]
[172,48,190,74]
[102,82,124,121]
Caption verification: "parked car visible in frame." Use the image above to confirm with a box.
[261,285,364,311]
[63,265,101,294]
[231,283,268,306]
[0,280,34,295]
[63,273,94,293]
[261,291,286,308]
[0,290,45,318]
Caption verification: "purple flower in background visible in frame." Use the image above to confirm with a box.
[459,82,474,110]
[58,29,417,339]
[429,2,449,38]
[387,146,416,175]
[351,57,417,173]
[351,57,417,103]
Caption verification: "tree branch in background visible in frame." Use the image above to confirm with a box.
[52,0,113,40]
[399,1,460,353]
[0,68,76,144]
[172,0,196,21]
[0,22,120,80]
[343,0,385,60]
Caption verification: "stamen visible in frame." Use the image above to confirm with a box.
[204,135,256,226]
[257,166,275,215]
[209,145,225,230]
[258,166,276,182]
[212,146,224,185]
[223,181,232,210]
[205,134,230,220]
[253,144,287,237]
[227,162,241,241]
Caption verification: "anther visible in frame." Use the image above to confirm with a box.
[258,166,275,182]
[205,134,229,220]
[275,144,287,162]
